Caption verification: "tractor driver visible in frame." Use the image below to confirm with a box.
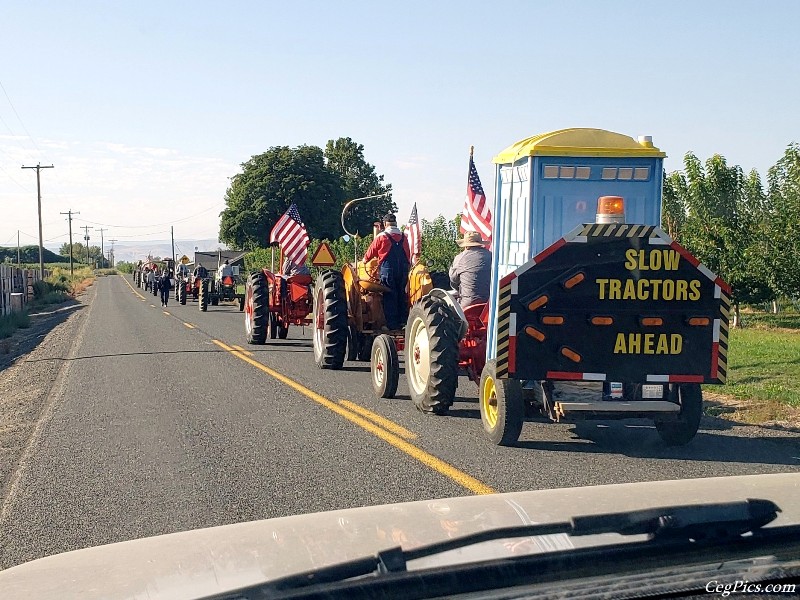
[176,261,189,280]
[449,230,491,308]
[219,259,233,279]
[363,213,411,331]
[193,263,208,280]
[282,256,310,277]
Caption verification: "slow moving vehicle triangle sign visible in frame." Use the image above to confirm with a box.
[311,242,336,266]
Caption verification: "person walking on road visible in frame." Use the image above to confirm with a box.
[146,268,155,293]
[449,231,492,308]
[159,268,172,307]
[363,213,411,331]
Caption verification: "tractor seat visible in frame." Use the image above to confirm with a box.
[287,274,312,285]
[462,302,488,321]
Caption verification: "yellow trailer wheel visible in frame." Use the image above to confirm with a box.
[479,359,524,446]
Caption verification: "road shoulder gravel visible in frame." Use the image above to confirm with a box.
[0,285,96,513]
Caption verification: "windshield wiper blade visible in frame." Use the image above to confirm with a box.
[208,498,779,599]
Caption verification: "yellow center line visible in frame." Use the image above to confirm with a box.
[230,344,253,356]
[210,340,495,495]
[163,311,170,315]
[184,322,196,329]
[120,273,146,300]
[338,400,417,440]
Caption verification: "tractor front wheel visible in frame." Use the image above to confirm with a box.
[479,359,524,446]
[655,384,703,446]
[245,273,268,344]
[312,270,348,369]
[404,296,460,415]
[371,334,399,398]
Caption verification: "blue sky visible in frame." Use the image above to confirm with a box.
[1,0,799,254]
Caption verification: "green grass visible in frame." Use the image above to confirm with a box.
[704,324,800,424]
[740,312,800,330]
[0,311,31,339]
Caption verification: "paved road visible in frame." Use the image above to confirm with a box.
[1,274,799,568]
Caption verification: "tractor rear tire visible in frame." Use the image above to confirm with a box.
[268,312,278,340]
[479,359,524,446]
[179,285,186,305]
[312,270,348,370]
[371,334,399,399]
[245,272,268,345]
[199,280,209,312]
[655,384,703,446]
[404,296,460,415]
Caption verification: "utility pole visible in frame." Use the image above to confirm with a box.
[60,210,79,275]
[109,239,118,268]
[81,225,93,266]
[171,226,175,265]
[21,163,54,276]
[17,230,20,267]
[98,227,107,268]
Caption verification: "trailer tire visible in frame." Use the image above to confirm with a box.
[479,359,524,446]
[371,334,399,398]
[312,270,347,369]
[245,273,268,344]
[404,296,460,415]
[655,384,703,446]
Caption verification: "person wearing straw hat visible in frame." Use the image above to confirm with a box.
[449,230,491,308]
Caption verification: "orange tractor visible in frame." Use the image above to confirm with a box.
[244,269,313,343]
[311,206,487,415]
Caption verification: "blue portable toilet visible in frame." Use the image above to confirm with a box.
[487,128,666,361]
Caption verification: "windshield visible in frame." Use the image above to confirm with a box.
[1,2,799,598]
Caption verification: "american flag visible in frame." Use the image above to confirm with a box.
[407,203,421,260]
[460,155,492,244]
[270,204,310,266]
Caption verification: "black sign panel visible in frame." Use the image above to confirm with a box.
[508,225,727,383]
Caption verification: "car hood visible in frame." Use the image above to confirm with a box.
[2,473,799,599]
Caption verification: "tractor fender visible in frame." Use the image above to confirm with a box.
[426,288,468,340]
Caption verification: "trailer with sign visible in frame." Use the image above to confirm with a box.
[476,129,729,446]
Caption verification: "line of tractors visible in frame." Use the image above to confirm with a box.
[133,255,244,312]
[140,130,729,448]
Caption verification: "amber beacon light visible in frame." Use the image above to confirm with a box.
[595,195,625,224]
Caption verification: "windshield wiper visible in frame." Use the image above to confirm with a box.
[206,498,780,599]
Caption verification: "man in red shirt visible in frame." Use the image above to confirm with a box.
[363,213,411,330]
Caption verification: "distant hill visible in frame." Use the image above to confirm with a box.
[0,245,69,264]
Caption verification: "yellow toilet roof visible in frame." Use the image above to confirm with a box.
[493,128,666,163]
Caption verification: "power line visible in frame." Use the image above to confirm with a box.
[0,80,41,155]
[72,203,224,229]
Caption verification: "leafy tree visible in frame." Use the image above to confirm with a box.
[662,153,773,326]
[325,137,395,236]
[58,242,102,263]
[219,145,345,249]
[116,261,134,274]
[766,144,800,301]
[418,214,461,273]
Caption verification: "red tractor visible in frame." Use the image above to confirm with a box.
[244,269,313,343]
